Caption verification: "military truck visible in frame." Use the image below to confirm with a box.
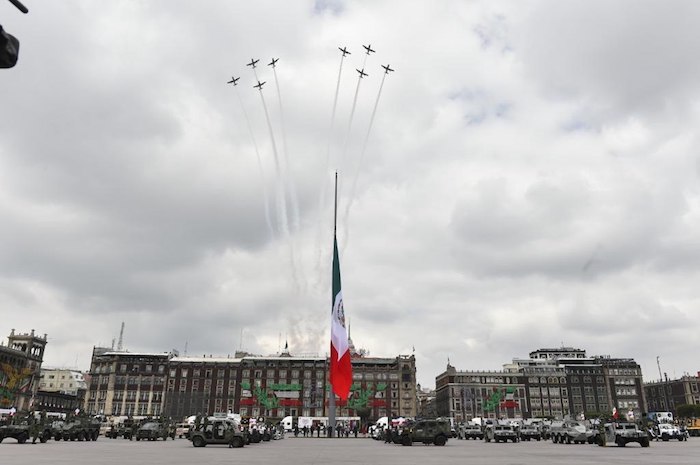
[519,424,541,441]
[0,420,52,444]
[484,424,519,443]
[190,418,245,448]
[54,417,100,441]
[458,423,484,440]
[399,418,450,446]
[550,420,594,444]
[135,421,175,441]
[597,421,650,447]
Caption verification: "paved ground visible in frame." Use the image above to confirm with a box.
[0,435,697,465]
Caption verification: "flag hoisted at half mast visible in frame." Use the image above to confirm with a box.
[330,234,352,401]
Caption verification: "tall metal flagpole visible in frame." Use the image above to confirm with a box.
[329,172,338,437]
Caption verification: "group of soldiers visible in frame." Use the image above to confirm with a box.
[293,422,360,438]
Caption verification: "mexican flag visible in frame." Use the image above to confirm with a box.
[330,235,352,401]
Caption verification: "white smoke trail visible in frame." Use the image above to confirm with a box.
[232,83,274,240]
[257,84,300,291]
[341,70,389,247]
[271,63,300,234]
[314,50,349,286]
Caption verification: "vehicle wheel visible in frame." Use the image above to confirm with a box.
[641,438,650,447]
[136,436,141,441]
[17,432,28,444]
[512,438,518,443]
[597,436,605,447]
[401,435,412,446]
[231,436,244,448]
[616,437,625,447]
[192,436,205,448]
[434,435,447,446]
[662,434,669,442]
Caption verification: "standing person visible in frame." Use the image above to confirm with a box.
[354,424,358,438]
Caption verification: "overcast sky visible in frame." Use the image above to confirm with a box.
[2,0,700,388]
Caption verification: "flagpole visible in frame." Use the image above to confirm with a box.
[328,171,337,437]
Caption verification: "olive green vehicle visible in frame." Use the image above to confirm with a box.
[399,419,450,446]
[484,424,519,443]
[135,421,175,441]
[54,417,100,441]
[190,418,245,448]
[597,421,650,447]
[0,421,52,444]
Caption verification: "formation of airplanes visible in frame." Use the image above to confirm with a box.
[230,47,393,88]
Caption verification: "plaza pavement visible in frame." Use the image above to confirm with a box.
[0,435,697,465]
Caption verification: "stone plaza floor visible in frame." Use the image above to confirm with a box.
[0,435,697,465]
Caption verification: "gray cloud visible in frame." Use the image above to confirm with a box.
[1,0,699,388]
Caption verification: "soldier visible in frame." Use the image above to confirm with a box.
[29,411,40,444]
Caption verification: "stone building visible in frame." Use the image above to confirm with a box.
[645,372,700,414]
[84,344,417,422]
[435,347,645,421]
[0,329,47,411]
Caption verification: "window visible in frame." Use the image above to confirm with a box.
[181,369,188,377]
[279,370,287,378]
[145,365,152,373]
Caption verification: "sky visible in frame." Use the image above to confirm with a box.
[2,0,700,389]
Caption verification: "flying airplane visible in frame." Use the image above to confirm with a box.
[268,57,279,68]
[363,44,376,55]
[381,64,395,74]
[356,68,368,78]
[254,80,266,89]
[227,76,240,85]
[338,46,351,57]
[246,58,259,68]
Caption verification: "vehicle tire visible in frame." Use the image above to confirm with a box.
[662,433,669,442]
[434,435,447,446]
[136,436,141,441]
[0,437,4,444]
[597,436,605,447]
[231,436,244,448]
[192,436,205,447]
[17,432,28,444]
[641,438,650,447]
[616,437,625,447]
[402,436,412,446]
[512,438,518,443]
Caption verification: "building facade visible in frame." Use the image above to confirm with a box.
[645,373,700,414]
[0,329,47,411]
[84,345,417,422]
[435,347,646,420]
[39,368,87,396]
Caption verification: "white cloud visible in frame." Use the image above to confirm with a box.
[1,0,699,387]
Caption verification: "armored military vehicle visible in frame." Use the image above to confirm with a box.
[399,418,450,446]
[0,412,53,444]
[597,421,650,447]
[190,418,245,448]
[484,424,519,443]
[519,424,541,441]
[550,420,594,444]
[54,417,100,441]
[458,423,484,440]
[135,421,175,441]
